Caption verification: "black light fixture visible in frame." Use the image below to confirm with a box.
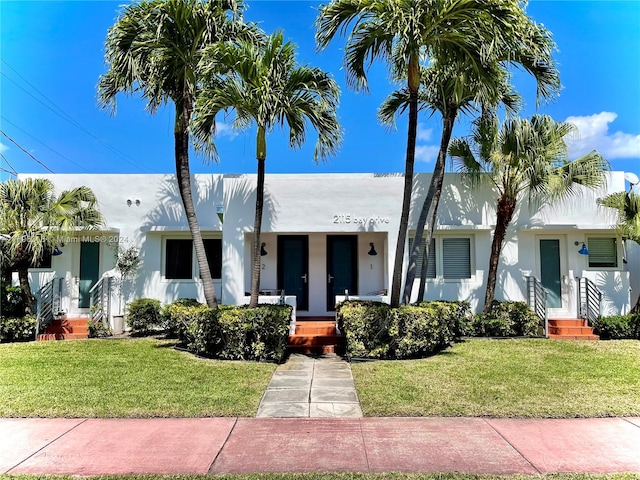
[368,242,377,256]
[578,243,589,255]
[52,246,63,256]
[260,242,268,256]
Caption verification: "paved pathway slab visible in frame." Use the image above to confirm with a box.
[210,418,368,474]
[257,353,362,418]
[360,417,538,474]
[10,418,235,476]
[487,418,640,473]
[0,418,84,473]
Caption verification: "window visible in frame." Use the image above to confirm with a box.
[31,250,52,269]
[410,236,472,279]
[202,238,222,279]
[165,239,193,279]
[588,237,617,268]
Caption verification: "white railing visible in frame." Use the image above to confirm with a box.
[36,277,62,339]
[89,274,114,326]
[526,276,548,337]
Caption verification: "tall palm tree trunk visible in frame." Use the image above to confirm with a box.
[390,90,418,307]
[250,128,267,308]
[174,101,218,309]
[483,194,516,313]
[17,264,34,315]
[404,110,457,304]
[390,56,420,307]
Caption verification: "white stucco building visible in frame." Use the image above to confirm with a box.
[18,171,637,329]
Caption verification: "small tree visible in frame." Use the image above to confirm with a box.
[111,243,141,315]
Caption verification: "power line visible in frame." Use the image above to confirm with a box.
[0,130,55,173]
[0,152,19,176]
[1,117,91,173]
[1,59,155,173]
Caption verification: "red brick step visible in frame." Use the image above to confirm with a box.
[38,317,90,341]
[548,319,599,341]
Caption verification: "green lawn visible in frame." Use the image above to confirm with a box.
[351,338,640,418]
[0,338,275,417]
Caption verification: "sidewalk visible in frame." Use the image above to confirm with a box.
[1,417,639,475]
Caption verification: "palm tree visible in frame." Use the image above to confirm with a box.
[450,113,608,313]
[192,31,341,307]
[0,178,103,314]
[598,189,640,313]
[315,0,558,307]
[98,0,261,308]
[379,58,524,303]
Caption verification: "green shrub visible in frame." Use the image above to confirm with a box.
[88,318,112,338]
[337,300,470,359]
[592,314,640,340]
[0,280,27,318]
[0,315,36,342]
[473,301,540,337]
[161,298,206,338]
[126,298,162,335]
[168,302,292,362]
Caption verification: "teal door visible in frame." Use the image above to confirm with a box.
[79,241,100,308]
[540,239,561,308]
[327,235,358,311]
[277,236,309,311]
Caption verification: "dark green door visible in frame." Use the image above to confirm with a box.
[278,236,309,311]
[327,235,358,311]
[540,239,561,308]
[79,241,100,309]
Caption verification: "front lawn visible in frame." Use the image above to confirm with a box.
[0,338,276,417]
[351,338,640,418]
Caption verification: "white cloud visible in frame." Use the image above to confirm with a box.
[0,142,9,153]
[415,144,440,163]
[565,112,640,160]
[215,122,238,140]
[417,123,433,142]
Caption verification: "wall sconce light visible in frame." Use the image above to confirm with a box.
[578,242,589,255]
[135,199,141,206]
[126,199,132,207]
[52,246,63,256]
[260,243,268,256]
[368,242,377,256]
[216,204,224,223]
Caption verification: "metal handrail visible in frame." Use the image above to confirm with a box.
[35,277,62,339]
[89,274,113,325]
[575,276,602,326]
[526,276,548,337]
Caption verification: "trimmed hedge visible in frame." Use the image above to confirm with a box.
[592,314,640,340]
[0,315,36,343]
[163,299,292,362]
[337,300,472,359]
[472,301,540,337]
[126,298,162,335]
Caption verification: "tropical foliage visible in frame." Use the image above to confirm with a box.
[598,189,640,312]
[315,0,560,306]
[98,0,261,308]
[449,113,608,312]
[0,178,103,313]
[193,31,341,307]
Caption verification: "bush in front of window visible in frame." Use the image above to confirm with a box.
[591,314,640,340]
[0,280,28,319]
[126,298,162,335]
[0,315,36,343]
[472,301,540,337]
[167,301,292,362]
[336,300,471,359]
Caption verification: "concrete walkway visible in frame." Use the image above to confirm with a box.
[1,417,639,475]
[257,353,362,418]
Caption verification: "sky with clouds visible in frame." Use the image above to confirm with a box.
[1,1,638,186]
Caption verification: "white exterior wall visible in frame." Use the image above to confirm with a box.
[18,171,635,319]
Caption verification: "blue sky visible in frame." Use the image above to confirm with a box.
[1,1,639,187]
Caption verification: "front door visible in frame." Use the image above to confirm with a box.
[79,241,100,309]
[278,236,309,311]
[327,235,358,311]
[539,238,562,309]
